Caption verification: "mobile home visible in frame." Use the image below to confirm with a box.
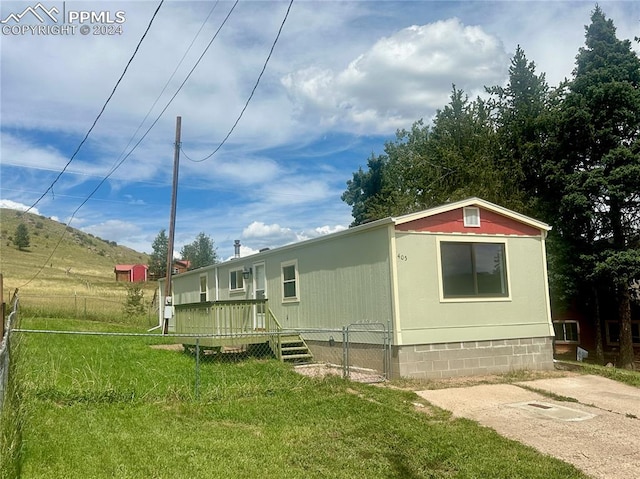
[160,198,555,379]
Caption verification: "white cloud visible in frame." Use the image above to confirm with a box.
[243,221,297,242]
[239,220,348,252]
[282,18,508,134]
[0,199,40,214]
[82,219,142,244]
[309,225,348,236]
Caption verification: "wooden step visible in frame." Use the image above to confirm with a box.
[282,346,309,353]
[270,333,313,363]
[281,353,313,362]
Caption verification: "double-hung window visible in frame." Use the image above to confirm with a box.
[281,260,299,302]
[440,241,509,298]
[229,269,244,292]
[199,275,208,302]
[553,321,579,343]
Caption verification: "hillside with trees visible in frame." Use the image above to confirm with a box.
[342,7,640,367]
[0,208,150,299]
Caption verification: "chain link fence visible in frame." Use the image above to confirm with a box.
[4,321,391,404]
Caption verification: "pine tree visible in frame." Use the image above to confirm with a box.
[13,223,30,251]
[180,233,218,270]
[149,229,168,278]
[546,6,640,368]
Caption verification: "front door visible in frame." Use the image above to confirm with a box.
[253,263,266,329]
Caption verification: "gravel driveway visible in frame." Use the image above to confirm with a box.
[417,375,640,479]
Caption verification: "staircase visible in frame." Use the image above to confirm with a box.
[278,334,313,363]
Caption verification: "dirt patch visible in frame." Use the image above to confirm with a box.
[294,363,385,383]
[149,343,184,351]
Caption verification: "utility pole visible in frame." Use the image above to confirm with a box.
[163,116,181,334]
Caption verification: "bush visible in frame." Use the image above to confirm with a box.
[123,285,145,317]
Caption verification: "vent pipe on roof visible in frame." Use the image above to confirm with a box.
[234,240,241,258]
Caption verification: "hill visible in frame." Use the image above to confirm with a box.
[0,208,152,301]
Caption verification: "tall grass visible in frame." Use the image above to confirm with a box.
[0,323,25,479]
[1,317,589,479]
[18,294,158,328]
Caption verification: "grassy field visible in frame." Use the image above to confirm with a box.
[0,317,589,479]
[0,208,157,324]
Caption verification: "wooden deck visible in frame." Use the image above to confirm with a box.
[172,299,312,362]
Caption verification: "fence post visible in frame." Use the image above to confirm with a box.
[0,273,4,339]
[385,320,391,380]
[342,326,348,379]
[195,337,200,400]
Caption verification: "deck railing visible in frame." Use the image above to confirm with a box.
[173,300,284,356]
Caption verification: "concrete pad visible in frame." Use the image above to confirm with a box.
[508,401,596,421]
[517,374,640,417]
[417,378,640,479]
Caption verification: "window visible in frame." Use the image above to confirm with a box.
[199,275,208,302]
[463,207,480,227]
[606,321,640,345]
[440,242,508,298]
[281,260,298,301]
[553,321,579,343]
[229,269,244,292]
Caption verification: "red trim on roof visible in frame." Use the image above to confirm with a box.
[395,207,542,236]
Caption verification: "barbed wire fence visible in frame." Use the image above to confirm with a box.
[16,293,159,327]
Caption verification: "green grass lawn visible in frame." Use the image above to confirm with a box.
[2,318,588,479]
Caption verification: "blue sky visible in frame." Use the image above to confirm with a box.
[2,0,640,260]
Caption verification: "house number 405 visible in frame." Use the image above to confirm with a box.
[397,254,408,261]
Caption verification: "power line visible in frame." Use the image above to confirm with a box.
[24,0,165,215]
[103,1,221,181]
[18,1,241,289]
[182,0,294,163]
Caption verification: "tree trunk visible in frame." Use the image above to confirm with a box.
[618,285,635,369]
[593,286,604,363]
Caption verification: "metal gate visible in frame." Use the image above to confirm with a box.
[343,322,390,382]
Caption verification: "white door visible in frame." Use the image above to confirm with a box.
[253,263,266,329]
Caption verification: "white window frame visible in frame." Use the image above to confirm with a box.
[436,237,512,303]
[463,206,481,227]
[229,268,245,293]
[281,260,299,303]
[553,320,580,344]
[199,274,208,302]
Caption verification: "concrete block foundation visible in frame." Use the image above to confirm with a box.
[393,337,554,379]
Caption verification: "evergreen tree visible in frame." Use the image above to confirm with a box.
[149,229,168,278]
[342,86,506,224]
[341,153,389,226]
[13,223,30,250]
[180,232,218,270]
[487,45,550,213]
[546,6,640,368]
[123,284,145,317]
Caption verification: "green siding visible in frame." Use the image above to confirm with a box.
[394,232,552,345]
[189,227,394,330]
